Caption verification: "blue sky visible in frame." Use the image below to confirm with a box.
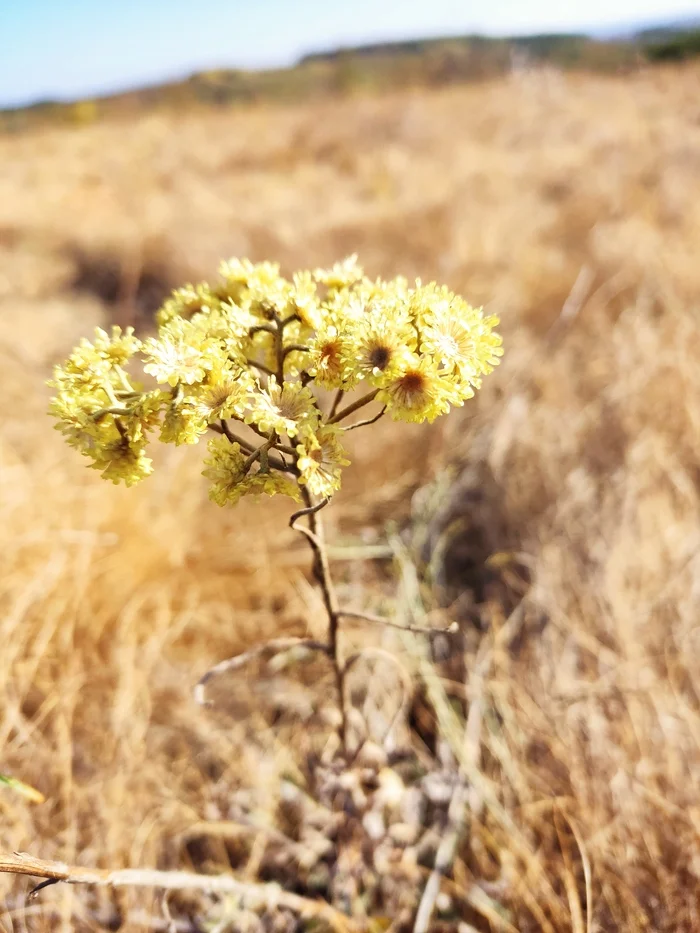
[1,0,699,108]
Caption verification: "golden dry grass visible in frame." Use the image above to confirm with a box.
[2,62,700,931]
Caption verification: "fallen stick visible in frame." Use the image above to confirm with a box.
[0,852,357,932]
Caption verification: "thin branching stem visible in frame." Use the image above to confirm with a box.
[248,324,276,337]
[328,389,380,425]
[290,492,348,753]
[246,358,275,377]
[207,425,295,474]
[338,609,458,636]
[345,405,387,431]
[329,389,345,420]
[195,637,331,706]
[219,420,256,452]
[242,435,277,474]
[282,344,309,359]
[273,318,285,384]
[92,407,131,420]
[0,853,357,932]
[246,422,297,456]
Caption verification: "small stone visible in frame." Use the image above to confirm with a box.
[416,828,441,867]
[362,809,386,840]
[372,839,397,873]
[204,801,220,820]
[306,862,331,893]
[351,786,369,810]
[422,771,455,804]
[355,740,388,770]
[299,833,334,865]
[436,892,453,914]
[388,821,419,846]
[376,766,405,811]
[400,786,426,826]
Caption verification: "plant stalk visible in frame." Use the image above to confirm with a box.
[298,488,347,752]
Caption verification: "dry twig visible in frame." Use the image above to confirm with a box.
[194,637,330,706]
[0,852,358,932]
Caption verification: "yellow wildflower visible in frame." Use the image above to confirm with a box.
[52,326,140,391]
[142,328,217,387]
[48,255,502,501]
[296,425,350,498]
[291,271,322,330]
[314,254,364,291]
[160,399,208,446]
[203,436,300,506]
[420,298,503,384]
[91,435,153,487]
[349,305,417,387]
[307,325,354,390]
[245,378,320,438]
[156,283,220,327]
[220,258,281,294]
[50,392,115,455]
[378,354,459,423]
[195,366,253,423]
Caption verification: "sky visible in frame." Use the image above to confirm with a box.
[1,0,699,108]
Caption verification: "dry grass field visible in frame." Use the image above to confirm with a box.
[2,62,700,931]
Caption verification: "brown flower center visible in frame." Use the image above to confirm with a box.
[368,346,391,370]
[398,371,426,397]
[320,343,341,366]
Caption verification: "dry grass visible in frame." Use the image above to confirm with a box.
[2,62,700,931]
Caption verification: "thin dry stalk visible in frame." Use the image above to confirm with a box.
[412,642,492,933]
[0,852,358,932]
[194,636,331,706]
[290,491,349,751]
[338,608,458,636]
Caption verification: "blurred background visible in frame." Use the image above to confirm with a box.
[3,1,700,931]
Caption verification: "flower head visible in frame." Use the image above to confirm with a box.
[378,354,459,423]
[291,271,323,330]
[52,326,141,392]
[245,378,320,438]
[91,435,154,487]
[314,255,364,291]
[296,425,350,498]
[349,305,417,387]
[420,297,503,385]
[203,436,299,506]
[307,325,354,390]
[194,366,253,424]
[142,328,217,387]
[48,255,502,503]
[156,283,220,327]
[159,400,208,446]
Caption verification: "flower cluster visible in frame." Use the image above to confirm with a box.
[49,256,502,505]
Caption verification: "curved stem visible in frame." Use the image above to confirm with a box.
[219,420,256,453]
[329,389,345,420]
[345,405,387,431]
[290,491,348,753]
[327,389,379,425]
[338,609,458,636]
[246,358,274,378]
[194,637,331,707]
[207,424,296,474]
[242,434,277,474]
[247,421,297,456]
